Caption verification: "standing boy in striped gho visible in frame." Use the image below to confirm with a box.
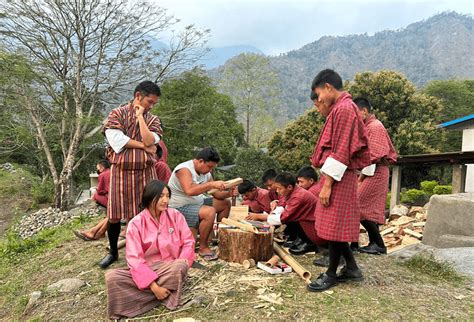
[354,97,397,255]
[99,81,163,268]
[308,69,371,291]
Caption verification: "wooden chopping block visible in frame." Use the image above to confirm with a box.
[218,228,273,263]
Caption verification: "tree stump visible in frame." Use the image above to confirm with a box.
[218,228,273,263]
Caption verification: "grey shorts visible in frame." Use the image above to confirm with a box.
[175,197,213,228]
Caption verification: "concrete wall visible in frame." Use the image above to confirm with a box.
[462,128,474,192]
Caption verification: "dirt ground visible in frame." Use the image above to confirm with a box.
[1,217,472,321]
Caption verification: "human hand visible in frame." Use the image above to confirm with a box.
[144,144,157,155]
[212,181,226,191]
[134,104,145,117]
[150,282,171,300]
[319,185,332,207]
[246,213,259,221]
[270,200,278,211]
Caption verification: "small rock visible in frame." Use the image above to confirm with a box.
[390,205,409,217]
[24,291,42,312]
[47,278,85,293]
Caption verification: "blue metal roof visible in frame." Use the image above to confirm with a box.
[438,114,474,129]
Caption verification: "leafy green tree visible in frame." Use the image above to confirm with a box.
[0,0,209,209]
[154,69,245,168]
[228,147,281,185]
[217,53,281,146]
[424,79,474,151]
[347,71,445,155]
[268,109,325,172]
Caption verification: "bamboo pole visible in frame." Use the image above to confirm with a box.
[273,242,311,284]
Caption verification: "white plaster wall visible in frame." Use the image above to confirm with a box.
[462,128,474,192]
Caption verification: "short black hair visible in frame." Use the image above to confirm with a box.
[296,166,318,181]
[353,97,372,113]
[310,91,318,101]
[156,144,163,159]
[134,81,161,97]
[311,69,343,91]
[275,172,296,188]
[262,169,278,183]
[195,147,220,163]
[141,180,170,209]
[98,159,110,169]
[238,180,257,194]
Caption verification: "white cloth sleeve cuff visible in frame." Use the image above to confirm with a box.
[272,206,284,216]
[267,213,282,226]
[152,132,160,144]
[361,164,376,176]
[105,129,130,153]
[321,157,347,181]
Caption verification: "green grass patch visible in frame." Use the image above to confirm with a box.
[402,254,467,285]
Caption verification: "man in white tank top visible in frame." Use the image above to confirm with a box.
[168,147,233,259]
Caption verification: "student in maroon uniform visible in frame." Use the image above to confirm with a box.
[238,180,272,213]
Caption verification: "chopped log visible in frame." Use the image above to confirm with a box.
[273,243,311,284]
[401,236,421,246]
[218,228,273,264]
[381,226,397,236]
[412,222,426,227]
[403,228,423,239]
[229,206,249,221]
[242,259,256,269]
[391,216,417,226]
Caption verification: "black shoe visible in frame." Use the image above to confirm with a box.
[313,255,346,267]
[359,243,387,255]
[284,236,302,248]
[289,242,317,255]
[283,238,297,248]
[99,253,118,269]
[307,273,338,292]
[337,266,364,282]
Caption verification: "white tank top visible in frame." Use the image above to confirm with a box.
[168,160,212,208]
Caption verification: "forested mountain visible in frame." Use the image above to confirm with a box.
[212,12,474,120]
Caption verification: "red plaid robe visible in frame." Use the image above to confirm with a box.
[93,169,110,207]
[280,186,326,245]
[158,140,169,163]
[311,92,370,242]
[307,182,322,198]
[358,115,397,224]
[155,160,172,183]
[242,187,272,213]
[103,103,162,220]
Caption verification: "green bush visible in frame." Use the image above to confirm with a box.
[420,180,438,194]
[401,188,429,205]
[30,179,54,205]
[433,185,452,195]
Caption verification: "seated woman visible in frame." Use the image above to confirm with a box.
[105,180,195,319]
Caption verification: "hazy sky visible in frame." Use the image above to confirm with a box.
[154,0,473,55]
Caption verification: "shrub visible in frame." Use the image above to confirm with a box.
[401,188,429,205]
[433,185,452,195]
[420,180,438,194]
[31,179,54,205]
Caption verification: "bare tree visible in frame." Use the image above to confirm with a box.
[0,0,209,209]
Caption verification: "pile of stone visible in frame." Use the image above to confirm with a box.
[15,203,103,239]
[380,205,428,253]
[0,162,16,173]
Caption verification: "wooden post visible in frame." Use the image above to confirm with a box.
[390,165,402,211]
[452,164,467,193]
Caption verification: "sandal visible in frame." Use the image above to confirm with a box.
[198,251,218,261]
[73,230,94,241]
